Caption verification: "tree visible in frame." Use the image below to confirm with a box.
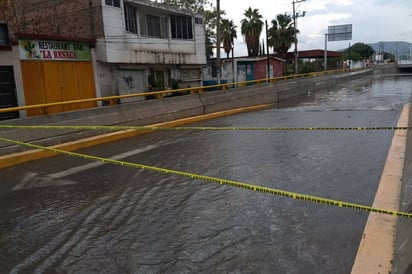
[267,13,295,59]
[241,7,263,57]
[383,52,395,61]
[343,51,362,62]
[161,0,210,12]
[219,18,237,58]
[204,8,226,59]
[346,43,375,59]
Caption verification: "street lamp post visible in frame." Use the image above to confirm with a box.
[292,0,306,74]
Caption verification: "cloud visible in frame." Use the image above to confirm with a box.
[218,0,411,55]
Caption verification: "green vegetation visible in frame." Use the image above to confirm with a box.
[267,13,296,59]
[241,7,264,57]
[219,19,237,58]
[161,0,210,12]
[204,8,226,59]
[344,43,375,61]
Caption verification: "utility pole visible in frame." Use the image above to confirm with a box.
[216,0,221,85]
[324,33,327,71]
[232,46,235,86]
[292,0,306,74]
[266,20,270,81]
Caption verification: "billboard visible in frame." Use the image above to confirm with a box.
[328,24,352,42]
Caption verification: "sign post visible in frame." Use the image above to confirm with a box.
[325,24,352,71]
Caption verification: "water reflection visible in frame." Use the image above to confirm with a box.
[0,76,411,273]
[276,77,411,111]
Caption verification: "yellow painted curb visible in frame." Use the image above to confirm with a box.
[351,103,410,273]
[0,104,272,169]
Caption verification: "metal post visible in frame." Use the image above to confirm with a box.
[266,20,270,81]
[292,0,306,74]
[232,46,235,87]
[293,2,297,74]
[216,0,221,85]
[348,42,351,70]
[324,33,327,71]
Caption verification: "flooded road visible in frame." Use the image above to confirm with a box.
[0,75,411,273]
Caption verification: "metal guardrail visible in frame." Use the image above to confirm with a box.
[0,68,365,115]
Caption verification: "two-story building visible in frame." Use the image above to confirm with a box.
[98,0,206,103]
[0,0,206,118]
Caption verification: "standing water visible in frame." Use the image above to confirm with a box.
[0,75,411,273]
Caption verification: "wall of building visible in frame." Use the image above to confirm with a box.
[96,1,206,97]
[96,61,118,98]
[0,0,105,117]
[254,59,284,80]
[204,58,284,85]
[98,2,206,65]
[0,0,104,40]
[0,45,25,110]
[1,0,206,116]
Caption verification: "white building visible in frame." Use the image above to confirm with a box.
[97,0,206,102]
[0,0,207,118]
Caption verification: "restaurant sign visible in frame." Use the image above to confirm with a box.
[19,39,91,61]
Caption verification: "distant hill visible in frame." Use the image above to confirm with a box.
[368,41,411,58]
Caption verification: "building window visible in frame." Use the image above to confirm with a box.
[105,0,120,7]
[124,4,137,34]
[140,14,168,38]
[0,24,9,46]
[171,15,193,40]
[195,17,203,24]
[146,15,161,37]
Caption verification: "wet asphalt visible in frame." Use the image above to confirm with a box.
[0,76,411,273]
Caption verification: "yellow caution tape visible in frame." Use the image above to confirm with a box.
[1,137,411,218]
[0,125,411,131]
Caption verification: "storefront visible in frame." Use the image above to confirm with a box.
[19,38,97,116]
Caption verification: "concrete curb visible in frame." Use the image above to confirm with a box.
[393,96,412,273]
[351,103,410,273]
[0,104,272,169]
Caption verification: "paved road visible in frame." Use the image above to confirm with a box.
[0,76,411,273]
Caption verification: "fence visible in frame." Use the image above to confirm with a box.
[0,68,365,116]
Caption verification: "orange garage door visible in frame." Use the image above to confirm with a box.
[21,61,97,116]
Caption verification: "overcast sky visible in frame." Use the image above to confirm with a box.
[218,0,412,56]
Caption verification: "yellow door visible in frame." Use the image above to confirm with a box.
[76,62,97,110]
[21,61,97,116]
[43,61,64,114]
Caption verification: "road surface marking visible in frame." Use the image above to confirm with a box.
[1,135,412,218]
[48,145,158,178]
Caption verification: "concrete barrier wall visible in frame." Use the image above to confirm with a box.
[199,84,277,114]
[0,96,204,155]
[393,100,412,274]
[0,69,374,155]
[374,64,399,75]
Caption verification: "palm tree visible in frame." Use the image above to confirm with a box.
[268,13,296,59]
[204,8,226,59]
[241,7,263,57]
[219,18,237,58]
